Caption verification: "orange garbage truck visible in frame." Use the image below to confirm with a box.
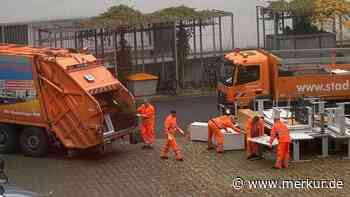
[217,48,350,114]
[0,44,137,157]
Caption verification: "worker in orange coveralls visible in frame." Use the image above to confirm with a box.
[137,98,155,149]
[207,110,240,153]
[246,115,265,160]
[269,117,291,169]
[160,110,184,161]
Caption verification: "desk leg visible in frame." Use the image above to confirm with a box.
[322,136,329,158]
[348,139,350,159]
[335,140,342,152]
[293,141,300,161]
[344,139,350,160]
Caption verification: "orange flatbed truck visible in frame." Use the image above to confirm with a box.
[217,48,350,114]
[0,44,137,157]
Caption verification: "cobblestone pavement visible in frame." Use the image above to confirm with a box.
[4,96,350,197]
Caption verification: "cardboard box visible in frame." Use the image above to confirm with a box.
[213,130,245,151]
[237,109,256,133]
[189,122,208,141]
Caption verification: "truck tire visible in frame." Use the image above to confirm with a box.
[20,127,49,157]
[0,124,17,153]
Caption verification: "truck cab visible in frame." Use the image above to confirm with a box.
[218,48,350,114]
[217,50,271,114]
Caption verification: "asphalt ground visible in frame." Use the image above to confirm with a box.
[152,95,220,138]
[4,96,350,197]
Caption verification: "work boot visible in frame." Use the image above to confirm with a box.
[176,157,184,161]
[247,154,257,160]
[282,161,289,168]
[160,146,169,157]
[207,146,214,151]
[248,154,260,161]
[175,150,183,161]
[216,145,223,153]
[142,144,153,149]
[274,161,282,169]
[160,156,169,160]
[175,154,184,161]
[160,149,169,160]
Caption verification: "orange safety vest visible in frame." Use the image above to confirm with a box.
[137,104,155,124]
[210,115,234,129]
[270,120,291,143]
[164,115,178,135]
[246,118,264,138]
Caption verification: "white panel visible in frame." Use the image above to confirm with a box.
[213,130,245,151]
[190,122,208,142]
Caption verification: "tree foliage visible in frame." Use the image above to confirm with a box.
[268,0,314,17]
[82,5,216,83]
[83,5,219,27]
[150,6,197,20]
[313,0,350,24]
[83,5,144,27]
[267,0,350,34]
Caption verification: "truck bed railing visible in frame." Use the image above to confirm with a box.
[270,48,350,54]
[269,48,350,66]
[281,57,350,65]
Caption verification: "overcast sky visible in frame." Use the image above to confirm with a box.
[0,0,269,47]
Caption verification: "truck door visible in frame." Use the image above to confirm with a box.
[234,64,262,106]
[217,58,236,104]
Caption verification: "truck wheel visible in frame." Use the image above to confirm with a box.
[0,124,17,153]
[20,127,49,157]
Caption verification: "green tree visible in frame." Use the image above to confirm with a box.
[268,0,319,34]
[267,0,350,34]
[151,6,196,86]
[313,0,350,30]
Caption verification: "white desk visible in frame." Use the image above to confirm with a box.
[249,133,314,161]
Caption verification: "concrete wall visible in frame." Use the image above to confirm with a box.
[266,33,336,50]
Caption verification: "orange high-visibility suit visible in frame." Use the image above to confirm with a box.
[269,120,291,169]
[208,115,240,153]
[137,104,155,145]
[246,117,265,158]
[160,115,183,160]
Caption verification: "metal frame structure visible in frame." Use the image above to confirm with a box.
[256,5,348,49]
[32,10,235,90]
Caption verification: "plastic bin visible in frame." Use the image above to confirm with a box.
[126,73,158,97]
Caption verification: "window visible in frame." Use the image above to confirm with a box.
[237,65,260,84]
[219,58,236,86]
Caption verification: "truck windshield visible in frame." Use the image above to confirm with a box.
[219,58,236,86]
[237,65,260,84]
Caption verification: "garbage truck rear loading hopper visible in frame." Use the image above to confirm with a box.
[0,44,137,157]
